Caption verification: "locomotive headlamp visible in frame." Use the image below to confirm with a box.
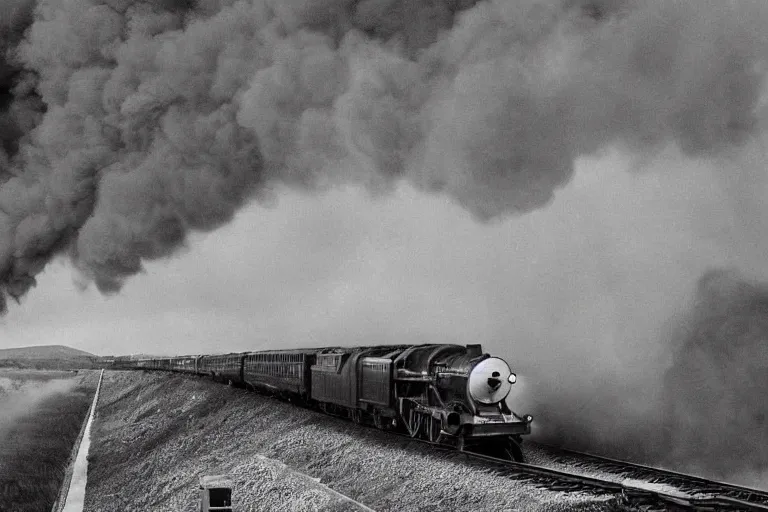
[468,357,515,404]
[508,373,517,384]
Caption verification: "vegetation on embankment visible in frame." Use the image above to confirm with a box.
[85,371,646,511]
[0,371,98,511]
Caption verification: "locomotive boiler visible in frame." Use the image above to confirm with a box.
[112,343,532,461]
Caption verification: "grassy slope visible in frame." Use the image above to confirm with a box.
[0,345,95,360]
[85,371,646,512]
[0,346,98,371]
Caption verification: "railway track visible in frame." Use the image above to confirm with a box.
[394,436,768,512]
[252,380,768,511]
[320,399,768,511]
[528,443,768,511]
[339,414,768,512]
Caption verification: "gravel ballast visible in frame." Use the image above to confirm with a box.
[84,371,642,511]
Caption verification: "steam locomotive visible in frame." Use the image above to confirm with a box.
[111,344,533,461]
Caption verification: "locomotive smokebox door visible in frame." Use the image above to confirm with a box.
[199,475,233,512]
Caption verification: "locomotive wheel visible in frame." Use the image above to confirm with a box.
[427,416,442,443]
[373,412,384,430]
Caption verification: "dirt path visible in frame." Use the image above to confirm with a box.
[61,370,104,512]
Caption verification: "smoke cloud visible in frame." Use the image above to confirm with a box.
[660,268,768,485]
[523,266,768,488]
[0,0,767,310]
[506,153,768,485]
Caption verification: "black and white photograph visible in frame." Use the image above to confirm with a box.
[1,0,767,510]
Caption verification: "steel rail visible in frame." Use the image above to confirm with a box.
[464,451,768,512]
[531,443,768,509]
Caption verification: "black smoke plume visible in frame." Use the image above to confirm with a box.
[524,267,768,488]
[660,269,768,486]
[1,0,768,310]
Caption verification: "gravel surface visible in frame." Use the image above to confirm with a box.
[524,445,643,486]
[84,371,644,511]
[524,443,767,498]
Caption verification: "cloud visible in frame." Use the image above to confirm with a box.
[660,268,768,482]
[0,0,766,309]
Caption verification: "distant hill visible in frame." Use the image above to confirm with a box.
[0,345,95,360]
[0,345,97,370]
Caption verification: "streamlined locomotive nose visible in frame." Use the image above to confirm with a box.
[468,357,516,404]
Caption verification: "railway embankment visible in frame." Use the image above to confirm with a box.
[84,371,640,511]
